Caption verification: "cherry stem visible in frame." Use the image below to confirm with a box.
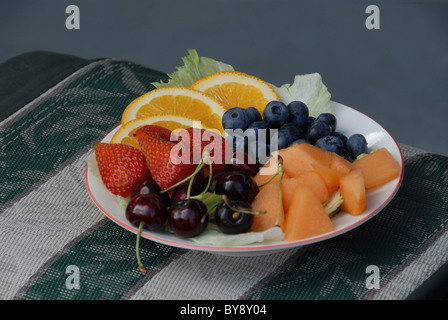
[221,195,266,220]
[257,171,278,188]
[136,221,149,274]
[199,161,215,224]
[161,152,210,194]
[186,171,194,199]
[203,160,213,194]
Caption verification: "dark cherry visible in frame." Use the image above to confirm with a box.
[131,178,170,206]
[215,199,253,234]
[227,150,259,177]
[125,193,168,231]
[170,184,200,204]
[179,167,205,190]
[126,193,168,274]
[215,171,259,202]
[201,170,227,193]
[168,199,209,238]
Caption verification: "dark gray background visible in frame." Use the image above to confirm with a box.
[1,0,447,156]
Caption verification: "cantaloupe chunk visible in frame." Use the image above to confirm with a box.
[352,148,401,189]
[269,143,332,177]
[295,142,332,165]
[253,166,290,189]
[282,172,329,213]
[284,186,336,241]
[330,153,353,176]
[339,168,366,216]
[250,180,285,232]
[311,163,343,195]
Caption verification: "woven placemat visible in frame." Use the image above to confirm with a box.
[1,58,447,300]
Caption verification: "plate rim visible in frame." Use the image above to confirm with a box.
[85,100,404,254]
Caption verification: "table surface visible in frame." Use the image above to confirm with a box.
[1,52,448,301]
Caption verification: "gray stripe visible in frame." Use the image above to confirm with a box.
[363,151,448,299]
[365,220,448,300]
[121,249,189,300]
[128,248,299,300]
[0,152,105,299]
[0,59,113,213]
[12,218,108,300]
[0,59,112,130]
[239,246,312,299]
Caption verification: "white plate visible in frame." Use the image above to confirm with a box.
[85,101,404,256]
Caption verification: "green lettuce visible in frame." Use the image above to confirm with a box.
[190,225,284,247]
[152,49,234,88]
[324,190,344,219]
[272,73,332,117]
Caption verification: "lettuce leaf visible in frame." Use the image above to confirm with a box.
[189,225,284,247]
[152,49,234,88]
[324,190,343,219]
[272,73,332,117]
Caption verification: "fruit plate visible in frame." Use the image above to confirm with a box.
[85,101,404,256]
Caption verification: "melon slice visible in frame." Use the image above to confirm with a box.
[312,163,343,195]
[339,168,366,216]
[253,166,290,189]
[266,143,332,177]
[330,153,353,176]
[352,148,401,189]
[250,180,285,232]
[284,186,336,241]
[282,172,329,213]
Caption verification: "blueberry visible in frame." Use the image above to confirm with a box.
[287,101,309,126]
[346,134,368,159]
[302,116,315,132]
[332,131,348,146]
[227,133,249,153]
[315,135,344,153]
[291,139,309,146]
[260,143,272,164]
[246,107,262,123]
[263,101,290,128]
[305,120,332,144]
[332,132,349,156]
[279,123,304,141]
[246,120,271,142]
[246,140,271,165]
[316,113,337,133]
[222,107,251,131]
[271,127,300,150]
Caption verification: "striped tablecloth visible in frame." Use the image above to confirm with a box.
[1,54,447,301]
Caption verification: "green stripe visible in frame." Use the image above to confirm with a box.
[0,52,93,123]
[0,60,168,206]
[247,154,448,300]
[20,220,181,300]
[0,59,171,299]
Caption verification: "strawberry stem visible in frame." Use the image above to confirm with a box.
[136,221,149,274]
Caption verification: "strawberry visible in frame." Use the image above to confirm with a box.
[94,143,152,197]
[177,127,231,172]
[134,125,173,142]
[138,137,197,190]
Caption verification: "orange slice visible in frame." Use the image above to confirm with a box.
[110,115,209,150]
[121,87,226,132]
[190,71,280,114]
